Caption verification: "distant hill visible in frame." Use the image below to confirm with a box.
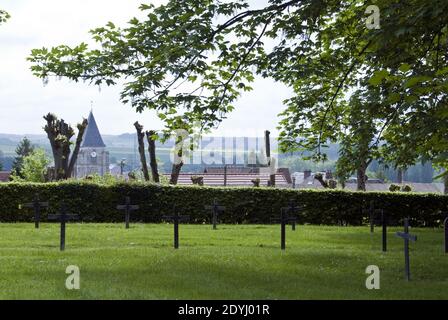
[0,133,285,173]
[0,133,435,183]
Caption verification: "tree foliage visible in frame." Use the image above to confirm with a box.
[11,137,35,179]
[11,149,50,183]
[28,0,448,190]
[0,9,9,25]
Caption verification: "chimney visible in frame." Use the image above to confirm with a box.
[325,170,333,180]
[304,170,312,180]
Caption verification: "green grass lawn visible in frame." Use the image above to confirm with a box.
[0,223,446,300]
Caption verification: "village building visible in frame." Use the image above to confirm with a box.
[0,171,10,182]
[74,111,110,178]
[164,165,292,187]
[292,170,445,193]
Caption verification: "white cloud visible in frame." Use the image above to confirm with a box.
[0,0,292,136]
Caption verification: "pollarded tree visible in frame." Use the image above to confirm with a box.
[43,113,88,180]
[134,121,151,182]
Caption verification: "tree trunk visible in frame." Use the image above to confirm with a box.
[67,119,88,178]
[146,130,160,183]
[170,134,184,185]
[357,161,368,191]
[264,130,276,187]
[314,173,329,188]
[44,114,63,179]
[444,171,448,195]
[397,168,404,184]
[44,113,86,180]
[170,148,183,185]
[134,122,150,181]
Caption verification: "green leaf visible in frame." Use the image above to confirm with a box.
[404,76,432,88]
[369,70,389,86]
[398,63,411,73]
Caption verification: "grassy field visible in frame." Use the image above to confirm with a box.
[0,223,446,300]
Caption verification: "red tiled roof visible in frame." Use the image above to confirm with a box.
[0,171,11,182]
[164,173,289,187]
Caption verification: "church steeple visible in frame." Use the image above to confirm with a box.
[82,111,106,148]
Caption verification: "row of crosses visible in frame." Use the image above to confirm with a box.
[23,195,302,251]
[21,194,448,281]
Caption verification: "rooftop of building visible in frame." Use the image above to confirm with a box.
[81,111,106,148]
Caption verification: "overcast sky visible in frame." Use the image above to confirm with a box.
[0,0,292,137]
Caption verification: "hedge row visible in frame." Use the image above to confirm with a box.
[0,182,447,226]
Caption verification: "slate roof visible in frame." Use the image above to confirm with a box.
[82,111,106,148]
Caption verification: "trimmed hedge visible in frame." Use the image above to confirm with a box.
[0,182,447,226]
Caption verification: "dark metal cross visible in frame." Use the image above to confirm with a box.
[48,203,79,251]
[444,215,448,254]
[117,196,139,229]
[372,209,388,252]
[380,210,388,252]
[362,201,375,233]
[396,218,417,281]
[204,199,225,230]
[281,200,300,231]
[162,206,190,249]
[277,208,298,251]
[23,194,49,229]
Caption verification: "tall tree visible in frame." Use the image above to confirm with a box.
[277,0,448,190]
[28,0,448,187]
[11,137,35,179]
[43,113,88,180]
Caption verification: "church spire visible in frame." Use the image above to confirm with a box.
[82,111,106,148]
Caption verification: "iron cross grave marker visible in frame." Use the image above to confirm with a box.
[162,206,190,249]
[48,203,79,251]
[281,200,301,231]
[117,196,139,229]
[23,193,49,229]
[396,218,417,281]
[204,199,225,230]
[362,201,375,233]
[371,209,388,252]
[272,206,298,251]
